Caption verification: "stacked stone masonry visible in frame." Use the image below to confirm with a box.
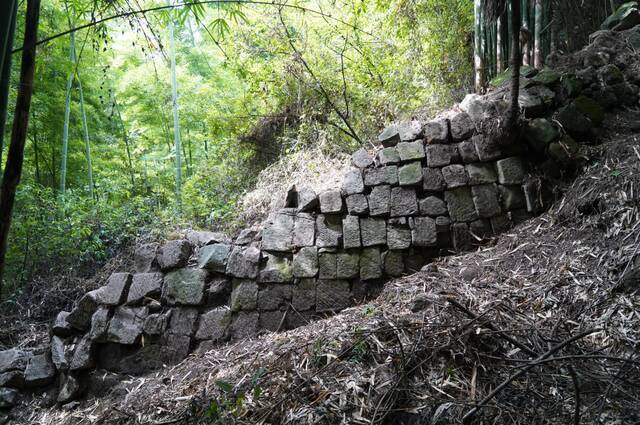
[2,21,640,409]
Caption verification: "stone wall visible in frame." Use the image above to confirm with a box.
[1,22,639,412]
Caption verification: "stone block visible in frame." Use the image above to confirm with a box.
[24,354,55,388]
[259,310,287,332]
[318,251,337,279]
[524,118,559,152]
[319,191,344,214]
[0,349,29,374]
[207,278,231,307]
[548,135,580,165]
[163,268,208,306]
[466,163,498,185]
[342,216,362,249]
[473,134,502,162]
[436,216,452,247]
[143,311,171,336]
[360,248,382,281]
[387,218,411,250]
[337,252,360,279]
[364,166,398,186]
[127,272,163,304]
[259,253,293,283]
[235,228,259,245]
[57,374,81,404]
[398,120,423,141]
[292,279,316,311]
[106,306,148,345]
[426,144,458,167]
[472,184,502,218]
[450,112,475,141]
[230,311,259,339]
[258,284,292,311]
[293,247,319,278]
[342,169,365,195]
[398,162,423,186]
[316,280,351,312]
[262,210,295,251]
[230,280,258,312]
[497,157,526,185]
[378,124,401,147]
[134,243,159,273]
[69,335,95,372]
[470,219,493,239]
[293,212,315,247]
[352,148,374,169]
[346,194,369,216]
[0,388,18,408]
[390,187,419,217]
[423,168,446,191]
[419,196,447,217]
[499,185,526,210]
[523,181,543,214]
[368,185,391,217]
[157,239,193,271]
[452,223,472,251]
[294,186,319,212]
[445,187,478,222]
[52,311,74,337]
[383,251,405,277]
[410,217,437,247]
[377,147,400,165]
[556,103,593,138]
[490,215,512,234]
[423,118,449,144]
[88,273,132,307]
[198,243,231,272]
[168,308,199,337]
[67,293,99,331]
[442,164,469,188]
[397,141,425,162]
[226,246,261,279]
[186,230,230,247]
[316,215,343,248]
[88,307,110,342]
[458,140,479,163]
[50,336,69,371]
[361,218,387,247]
[195,308,231,341]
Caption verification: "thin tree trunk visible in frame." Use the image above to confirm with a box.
[497,13,504,73]
[32,110,40,184]
[507,0,521,130]
[76,74,94,199]
[474,0,485,92]
[168,6,182,208]
[534,0,544,68]
[550,0,559,55]
[0,0,19,175]
[0,0,41,299]
[113,97,135,187]
[60,32,75,194]
[522,0,530,66]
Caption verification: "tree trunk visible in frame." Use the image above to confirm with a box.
[113,97,135,188]
[168,8,182,209]
[534,0,544,68]
[60,32,75,194]
[76,73,94,199]
[0,0,41,299]
[507,0,521,130]
[0,0,19,174]
[474,0,485,92]
[32,110,40,184]
[497,14,504,73]
[522,0,530,66]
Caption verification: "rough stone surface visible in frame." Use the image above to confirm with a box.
[88,307,110,342]
[377,125,401,147]
[316,215,342,248]
[377,147,400,165]
[346,194,369,216]
[198,243,231,272]
[295,186,319,212]
[497,157,526,185]
[235,228,259,245]
[50,336,68,371]
[387,218,411,249]
[491,215,512,234]
[260,310,287,332]
[458,140,479,163]
[262,210,295,252]
[230,312,259,339]
[423,119,449,144]
[195,308,231,341]
[134,243,159,273]
[360,248,382,280]
[163,268,208,306]
[318,252,337,279]
[426,144,458,167]
[398,120,423,141]
[186,230,230,247]
[127,272,163,304]
[445,187,478,222]
[319,191,344,214]
[474,134,502,162]
[57,374,81,404]
[499,185,527,210]
[352,148,374,168]
[423,168,446,191]
[472,184,502,218]
[66,294,99,331]
[525,118,559,151]
[0,388,18,408]
[466,163,498,185]
[143,311,171,336]
[450,112,475,141]
[452,223,472,251]
[410,217,437,247]
[368,185,391,217]
[230,280,258,312]
[342,169,365,195]
[419,196,447,217]
[0,350,29,374]
[293,213,315,247]
[52,311,74,337]
[442,164,469,188]
[88,273,132,307]
[293,247,319,278]
[337,252,360,279]
[157,240,193,271]
[207,278,231,307]
[69,335,95,371]
[226,246,261,279]
[396,141,425,162]
[168,307,199,336]
[316,280,351,312]
[342,216,362,249]
[398,162,423,186]
[292,279,316,311]
[556,103,593,138]
[383,251,405,277]
[390,187,419,217]
[106,306,148,345]
[364,166,398,186]
[259,253,293,283]
[258,284,292,311]
[361,218,387,247]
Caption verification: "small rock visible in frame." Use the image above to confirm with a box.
[460,266,481,282]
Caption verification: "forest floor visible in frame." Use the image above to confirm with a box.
[10,107,640,423]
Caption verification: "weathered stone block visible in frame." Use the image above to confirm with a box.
[524,118,559,152]
[378,125,401,147]
[262,210,295,251]
[387,218,411,250]
[186,230,230,247]
[88,307,110,342]
[398,120,423,141]
[230,280,258,312]
[294,186,319,212]
[398,162,423,186]
[377,147,400,165]
[319,190,344,214]
[50,336,68,371]
[458,140,479,163]
[473,134,502,162]
[258,284,292,310]
[207,278,231,307]
[163,268,207,306]
[499,185,526,210]
[24,353,55,388]
[226,246,261,279]
[127,272,163,305]
[397,141,425,162]
[0,388,18,408]
[318,251,337,279]
[445,187,478,222]
[442,164,469,188]
[342,169,365,196]
[198,243,230,272]
[143,310,171,336]
[523,181,543,214]
[423,118,449,144]
[259,253,293,283]
[230,311,259,339]
[496,157,526,185]
[360,248,382,281]
[452,223,472,251]
[390,187,419,217]
[466,163,498,185]
[293,247,319,278]
[67,293,98,331]
[352,148,374,168]
[337,252,360,279]
[195,308,231,341]
[450,112,475,141]
[293,212,315,247]
[410,217,437,247]
[134,243,159,273]
[470,219,493,239]
[157,239,193,271]
[235,228,259,245]
[0,350,29,374]
[316,215,342,248]
[168,308,199,337]
[259,310,287,332]
[346,194,369,216]
[342,215,361,249]
[57,374,81,404]
[292,279,316,311]
[426,144,458,167]
[556,103,593,138]
[361,218,387,247]
[368,185,391,217]
[106,306,148,345]
[419,196,447,217]
[490,215,512,234]
[472,184,502,218]
[383,251,405,277]
[436,216,452,247]
[316,280,351,312]
[52,311,74,337]
[69,335,95,372]
[423,168,446,191]
[364,166,398,186]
